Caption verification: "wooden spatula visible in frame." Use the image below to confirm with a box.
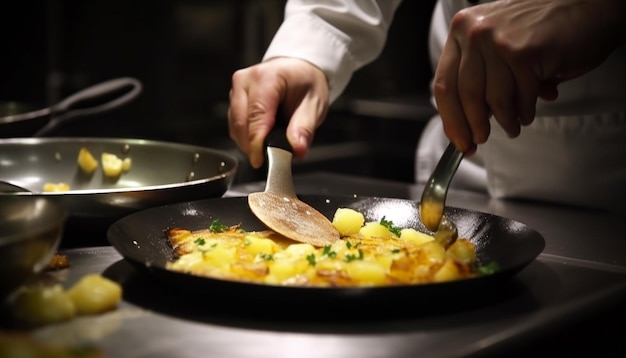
[248,131,339,247]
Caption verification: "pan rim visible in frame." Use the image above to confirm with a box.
[107,194,546,294]
[0,136,239,196]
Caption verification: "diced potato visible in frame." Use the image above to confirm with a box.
[400,228,434,245]
[332,208,365,236]
[345,260,387,285]
[315,258,346,272]
[77,147,98,174]
[122,157,132,172]
[433,258,461,282]
[202,246,236,269]
[329,239,350,256]
[359,222,393,239]
[165,207,483,287]
[101,152,123,177]
[446,238,477,264]
[171,251,204,268]
[280,243,316,259]
[244,235,278,256]
[12,284,76,325]
[374,254,394,271]
[268,259,309,282]
[43,182,71,192]
[420,241,447,264]
[67,274,122,315]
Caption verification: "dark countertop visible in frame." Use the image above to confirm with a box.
[8,172,626,358]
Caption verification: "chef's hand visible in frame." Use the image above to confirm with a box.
[434,0,626,155]
[228,57,330,168]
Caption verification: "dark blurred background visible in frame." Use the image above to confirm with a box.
[1,0,437,184]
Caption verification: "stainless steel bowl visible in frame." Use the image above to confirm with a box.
[0,196,67,300]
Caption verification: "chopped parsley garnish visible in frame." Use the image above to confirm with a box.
[243,238,251,246]
[322,245,337,258]
[380,216,402,237]
[258,253,274,261]
[306,253,316,266]
[209,219,229,233]
[194,238,206,246]
[477,261,499,275]
[346,241,361,249]
[345,249,364,262]
[391,248,401,254]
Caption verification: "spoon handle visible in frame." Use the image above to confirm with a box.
[432,142,464,188]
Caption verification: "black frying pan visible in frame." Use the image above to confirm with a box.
[107,195,545,310]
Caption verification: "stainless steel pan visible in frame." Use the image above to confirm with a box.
[0,138,238,238]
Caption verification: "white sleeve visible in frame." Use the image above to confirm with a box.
[262,0,403,103]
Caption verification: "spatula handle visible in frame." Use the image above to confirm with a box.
[266,128,292,153]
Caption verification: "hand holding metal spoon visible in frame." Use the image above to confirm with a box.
[419,142,464,248]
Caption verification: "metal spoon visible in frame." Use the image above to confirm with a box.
[419,142,463,247]
[248,130,340,247]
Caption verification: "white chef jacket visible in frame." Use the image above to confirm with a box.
[264,0,626,213]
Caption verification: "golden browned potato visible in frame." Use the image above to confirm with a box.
[101,153,124,177]
[332,208,365,236]
[166,214,483,287]
[400,228,434,245]
[66,274,122,315]
[359,221,394,239]
[43,182,71,192]
[11,284,76,326]
[446,238,477,264]
[77,147,98,174]
[121,157,132,172]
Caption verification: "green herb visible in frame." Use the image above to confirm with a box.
[306,254,316,266]
[209,219,229,233]
[322,246,337,258]
[243,238,251,246]
[346,241,361,249]
[345,249,364,262]
[259,253,274,261]
[391,248,401,254]
[380,216,402,237]
[477,261,499,275]
[194,238,206,246]
[210,243,217,248]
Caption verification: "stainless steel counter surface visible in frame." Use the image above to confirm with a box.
[5,172,626,358]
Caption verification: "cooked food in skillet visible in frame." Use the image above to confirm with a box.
[42,147,133,192]
[166,208,496,287]
[78,146,132,177]
[43,182,71,192]
[101,152,132,178]
[77,147,99,174]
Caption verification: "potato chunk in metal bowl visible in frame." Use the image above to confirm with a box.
[0,196,67,300]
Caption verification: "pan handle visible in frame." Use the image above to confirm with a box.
[34,77,143,137]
